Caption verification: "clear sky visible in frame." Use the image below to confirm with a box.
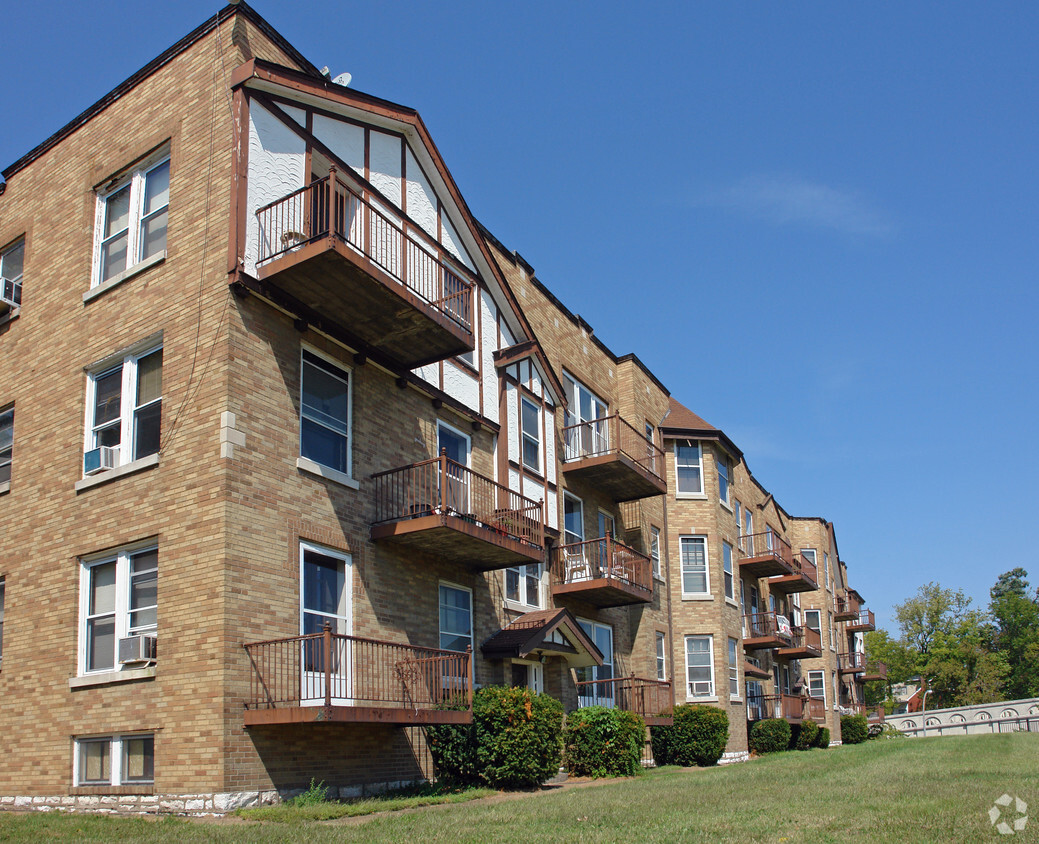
[3,2,1037,632]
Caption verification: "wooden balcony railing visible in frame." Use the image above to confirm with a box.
[748,693,825,722]
[372,453,544,548]
[551,535,653,594]
[839,652,867,673]
[255,168,474,333]
[847,609,876,630]
[805,696,826,720]
[743,611,793,645]
[575,675,673,723]
[562,414,665,482]
[737,530,792,563]
[834,595,861,619]
[779,625,822,656]
[243,624,472,714]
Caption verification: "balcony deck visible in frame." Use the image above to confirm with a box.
[860,661,888,683]
[550,535,653,608]
[769,552,820,594]
[561,415,666,501]
[846,609,876,632]
[748,693,825,723]
[833,596,860,621]
[743,611,794,651]
[243,628,473,727]
[777,625,823,659]
[737,531,797,578]
[371,454,544,571]
[254,170,475,370]
[838,652,867,675]
[574,676,673,726]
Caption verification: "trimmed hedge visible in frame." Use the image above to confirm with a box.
[815,726,831,748]
[427,686,564,789]
[840,713,869,745]
[794,720,820,750]
[749,718,790,754]
[650,704,729,767]
[564,706,645,778]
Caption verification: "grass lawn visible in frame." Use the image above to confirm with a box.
[0,733,1035,842]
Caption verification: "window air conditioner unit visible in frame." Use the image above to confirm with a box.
[118,633,157,664]
[0,277,20,311]
[84,445,119,475]
[690,681,713,697]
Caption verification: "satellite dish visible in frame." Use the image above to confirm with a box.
[333,72,352,88]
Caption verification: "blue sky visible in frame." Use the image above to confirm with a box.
[3,2,1037,632]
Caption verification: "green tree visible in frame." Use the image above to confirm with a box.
[989,568,1039,699]
[922,612,1008,707]
[894,582,972,657]
[863,630,917,707]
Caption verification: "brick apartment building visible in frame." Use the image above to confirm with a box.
[0,3,879,811]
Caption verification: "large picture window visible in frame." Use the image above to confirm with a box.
[94,156,170,286]
[300,349,351,478]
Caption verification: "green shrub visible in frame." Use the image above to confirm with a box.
[289,778,330,806]
[795,720,820,750]
[840,713,869,744]
[749,718,791,754]
[429,686,564,789]
[564,706,645,778]
[815,726,831,748]
[650,704,728,767]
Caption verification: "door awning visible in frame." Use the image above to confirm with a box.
[481,608,602,668]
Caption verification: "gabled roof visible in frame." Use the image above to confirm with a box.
[2,2,318,181]
[493,341,567,408]
[480,608,602,668]
[659,397,742,459]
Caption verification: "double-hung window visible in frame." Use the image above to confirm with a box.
[805,609,821,637]
[656,631,667,682]
[824,552,831,591]
[76,734,154,787]
[807,670,825,704]
[675,441,702,494]
[439,583,472,654]
[680,536,709,596]
[505,563,542,609]
[85,345,162,473]
[650,527,661,577]
[685,635,714,698]
[300,349,351,478]
[520,397,540,471]
[94,156,169,286]
[0,408,12,486]
[0,239,24,310]
[79,545,158,674]
[722,541,735,601]
[728,637,739,698]
[717,451,730,505]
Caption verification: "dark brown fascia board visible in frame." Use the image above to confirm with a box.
[659,426,743,462]
[492,341,567,408]
[848,587,864,603]
[233,59,542,360]
[2,2,318,182]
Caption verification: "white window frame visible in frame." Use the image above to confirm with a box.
[504,563,543,611]
[722,541,735,602]
[656,631,667,682]
[298,346,353,484]
[675,441,704,496]
[728,637,740,699]
[807,670,826,705]
[563,492,584,544]
[829,611,836,650]
[78,542,158,676]
[74,733,154,787]
[650,526,661,578]
[680,535,710,598]
[577,618,615,706]
[439,581,473,655]
[0,407,12,489]
[92,153,170,288]
[83,342,162,475]
[824,551,831,592]
[520,396,541,472]
[0,239,24,309]
[685,634,715,700]
[805,609,822,634]
[717,450,730,507]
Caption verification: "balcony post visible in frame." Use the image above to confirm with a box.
[439,448,447,511]
[465,646,473,708]
[326,167,337,245]
[323,621,333,710]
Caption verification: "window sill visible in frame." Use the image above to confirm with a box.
[724,598,739,609]
[83,252,166,304]
[719,500,733,514]
[69,665,156,689]
[75,453,159,492]
[0,480,9,496]
[70,785,155,796]
[676,492,707,500]
[686,695,718,703]
[653,573,666,583]
[296,457,360,490]
[682,593,713,602]
[0,307,19,327]
[503,599,543,614]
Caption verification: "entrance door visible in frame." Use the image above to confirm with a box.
[437,423,470,514]
[300,542,351,705]
[511,660,544,693]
